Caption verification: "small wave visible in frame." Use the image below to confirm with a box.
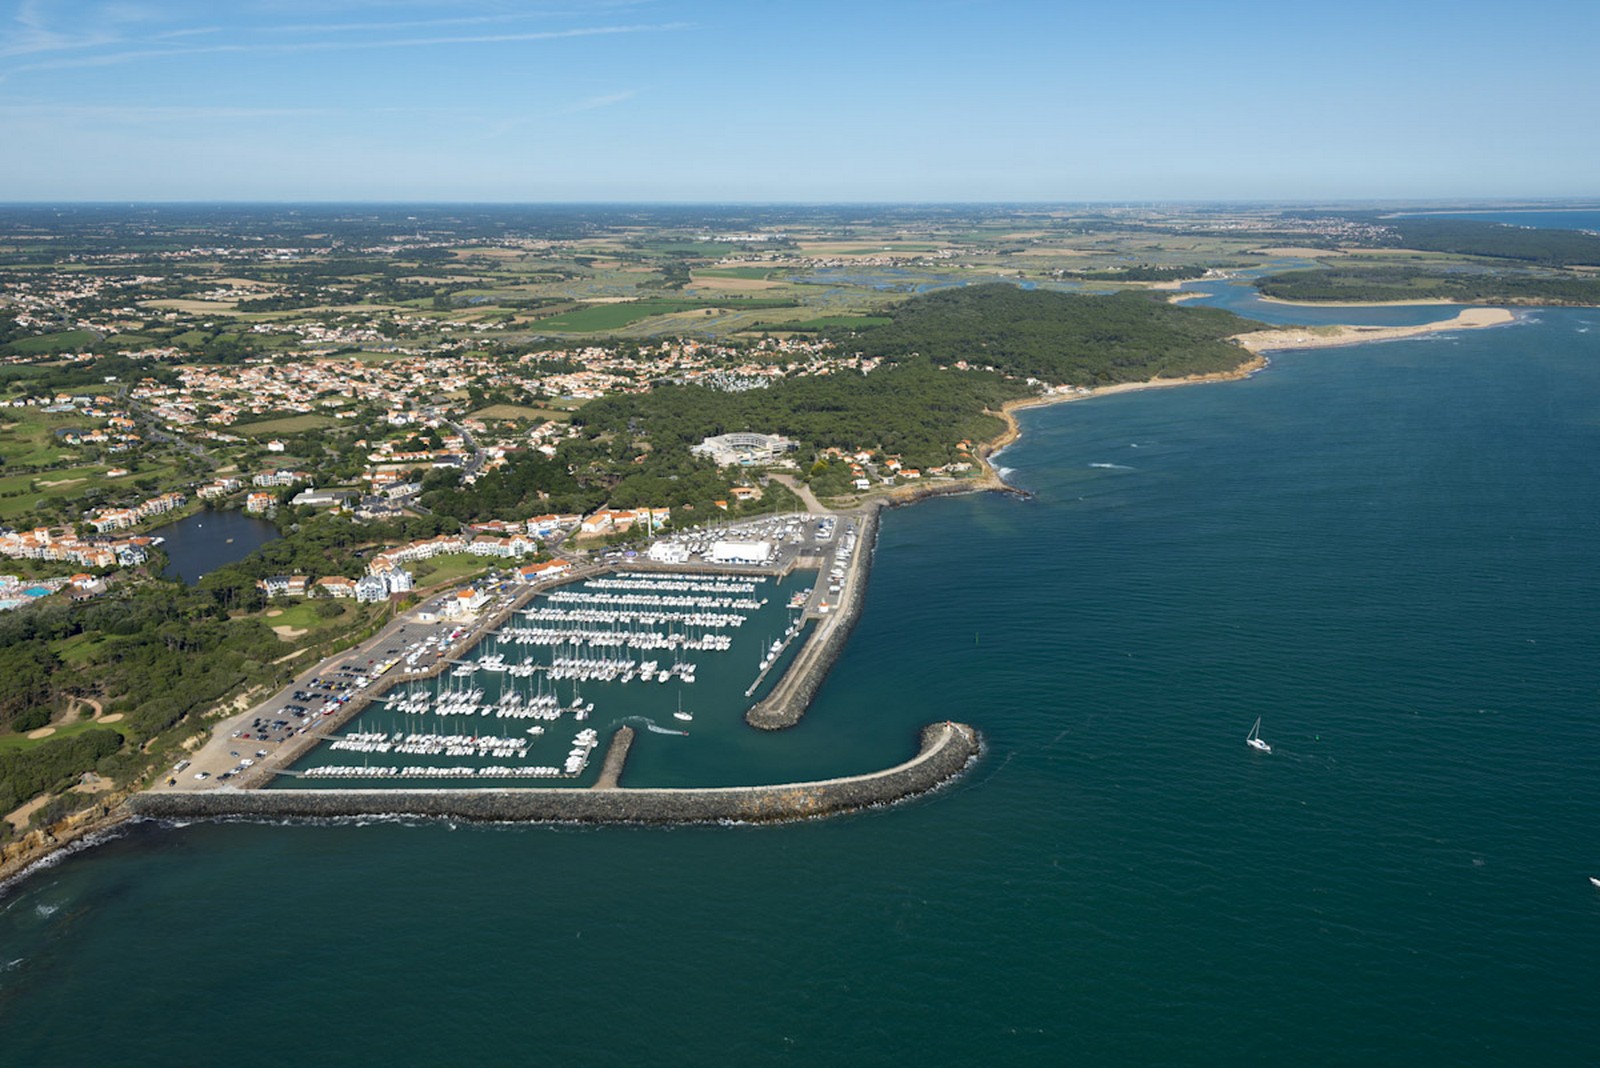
[1089,463,1135,471]
[34,903,58,919]
[0,822,132,901]
[995,466,1015,480]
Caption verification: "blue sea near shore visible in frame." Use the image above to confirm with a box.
[5,303,1600,1064]
[1396,208,1600,233]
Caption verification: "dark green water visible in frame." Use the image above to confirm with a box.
[5,307,1600,1064]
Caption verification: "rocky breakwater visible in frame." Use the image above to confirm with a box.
[745,507,879,731]
[128,721,981,825]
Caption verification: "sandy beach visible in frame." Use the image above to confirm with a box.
[1256,294,1459,308]
[974,303,1515,479]
[1234,307,1515,354]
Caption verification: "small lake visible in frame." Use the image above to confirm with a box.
[154,508,281,584]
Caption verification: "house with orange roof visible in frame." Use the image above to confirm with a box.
[515,560,571,583]
[315,576,357,598]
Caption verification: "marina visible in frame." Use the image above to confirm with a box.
[278,567,823,788]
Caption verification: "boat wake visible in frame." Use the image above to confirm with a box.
[1089,462,1135,471]
[615,715,689,737]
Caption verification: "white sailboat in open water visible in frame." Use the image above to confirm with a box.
[1246,717,1271,754]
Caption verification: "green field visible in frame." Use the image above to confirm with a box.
[5,330,99,355]
[53,633,109,666]
[0,365,51,387]
[764,315,893,332]
[0,465,115,521]
[0,457,184,523]
[528,300,720,332]
[0,410,88,467]
[231,414,338,437]
[694,267,782,280]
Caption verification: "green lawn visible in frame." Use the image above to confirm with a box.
[0,452,186,523]
[230,414,337,437]
[261,601,329,629]
[0,717,113,755]
[411,552,496,587]
[261,599,363,631]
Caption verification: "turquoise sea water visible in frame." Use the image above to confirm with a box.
[5,303,1600,1064]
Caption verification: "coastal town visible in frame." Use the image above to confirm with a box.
[0,201,1561,877]
[9,0,1600,1061]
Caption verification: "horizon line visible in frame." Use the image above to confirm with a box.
[2,197,1599,209]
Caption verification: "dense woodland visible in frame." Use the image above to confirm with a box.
[841,284,1260,385]
[1256,266,1600,305]
[0,582,296,818]
[1375,217,1600,266]
[579,358,1027,471]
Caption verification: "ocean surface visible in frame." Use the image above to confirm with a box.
[5,300,1600,1064]
[1397,208,1600,233]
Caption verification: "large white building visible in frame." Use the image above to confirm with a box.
[708,539,773,565]
[646,541,691,564]
[690,432,797,467]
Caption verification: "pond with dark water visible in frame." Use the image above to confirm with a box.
[153,508,280,584]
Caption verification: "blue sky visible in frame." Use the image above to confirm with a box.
[2,0,1597,202]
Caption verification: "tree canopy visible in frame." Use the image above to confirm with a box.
[841,283,1260,385]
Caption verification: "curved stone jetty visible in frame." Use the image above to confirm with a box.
[129,721,980,825]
